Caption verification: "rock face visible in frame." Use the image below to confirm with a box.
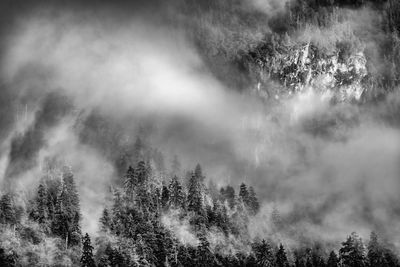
[248,40,368,102]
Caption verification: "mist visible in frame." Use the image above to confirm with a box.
[0,0,400,254]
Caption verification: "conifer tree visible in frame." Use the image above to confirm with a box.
[168,176,185,209]
[367,231,384,267]
[196,231,213,267]
[239,183,249,204]
[99,208,111,232]
[36,183,48,221]
[52,170,82,248]
[124,166,136,200]
[194,164,205,182]
[81,233,96,267]
[327,250,339,267]
[339,232,366,267]
[0,194,16,226]
[276,244,289,267]
[161,184,170,209]
[253,239,275,267]
[248,186,260,214]
[187,169,204,216]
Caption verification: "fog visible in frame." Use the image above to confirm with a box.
[0,0,400,250]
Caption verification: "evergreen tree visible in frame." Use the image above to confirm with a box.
[194,164,205,182]
[187,167,204,215]
[196,231,214,267]
[339,232,366,267]
[0,194,16,226]
[327,251,339,267]
[248,186,260,215]
[124,166,136,200]
[81,233,96,267]
[99,208,111,232]
[239,183,249,204]
[52,170,82,248]
[134,161,151,210]
[168,176,185,209]
[276,244,289,267]
[161,184,170,209]
[35,182,49,225]
[253,239,275,267]
[367,232,385,267]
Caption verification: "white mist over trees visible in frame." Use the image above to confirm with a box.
[0,0,400,266]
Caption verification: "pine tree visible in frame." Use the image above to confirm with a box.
[161,184,170,209]
[187,168,204,216]
[52,170,82,248]
[81,233,96,267]
[196,231,213,267]
[194,164,204,182]
[248,186,260,214]
[34,182,49,227]
[239,183,249,204]
[253,239,275,267]
[168,176,185,209]
[134,161,151,210]
[327,251,339,267]
[124,166,136,200]
[367,232,384,267]
[339,232,366,267]
[99,208,111,232]
[0,194,16,226]
[276,244,289,267]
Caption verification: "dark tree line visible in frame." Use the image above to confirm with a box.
[0,140,399,266]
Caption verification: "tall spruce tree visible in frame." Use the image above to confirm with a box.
[367,232,384,267]
[124,166,136,200]
[239,183,249,204]
[35,182,49,226]
[0,194,16,226]
[99,208,111,232]
[253,239,275,267]
[327,251,339,267]
[52,170,81,248]
[81,233,96,267]
[276,244,289,267]
[187,169,204,215]
[168,176,185,209]
[248,186,260,215]
[339,232,366,267]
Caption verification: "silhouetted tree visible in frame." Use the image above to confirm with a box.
[253,239,275,267]
[169,176,185,209]
[327,251,339,267]
[0,194,16,226]
[339,232,366,267]
[81,233,96,267]
[276,244,289,267]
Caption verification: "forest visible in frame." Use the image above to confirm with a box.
[1,0,400,266]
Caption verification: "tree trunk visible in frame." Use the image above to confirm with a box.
[65,235,68,250]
